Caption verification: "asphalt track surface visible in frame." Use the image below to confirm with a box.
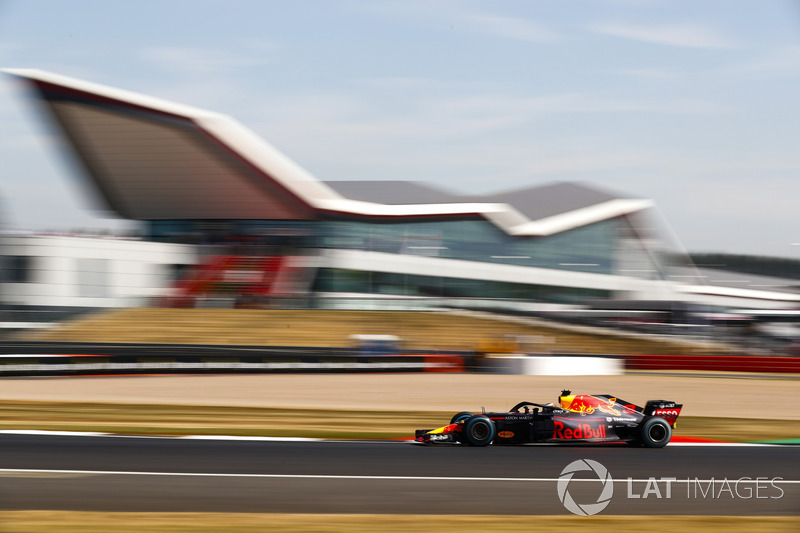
[1,433,798,516]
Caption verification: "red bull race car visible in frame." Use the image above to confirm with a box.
[415,390,682,448]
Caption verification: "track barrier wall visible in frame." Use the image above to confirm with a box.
[625,354,800,373]
[1,342,798,376]
[0,342,470,377]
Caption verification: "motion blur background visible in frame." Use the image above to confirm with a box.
[2,1,800,357]
[1,5,800,528]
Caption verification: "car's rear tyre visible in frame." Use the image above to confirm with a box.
[450,411,474,424]
[638,416,671,448]
[463,415,495,446]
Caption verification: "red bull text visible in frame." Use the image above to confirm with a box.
[553,420,607,440]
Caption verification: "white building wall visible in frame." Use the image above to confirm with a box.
[677,285,800,310]
[319,249,800,309]
[4,235,798,312]
[319,248,683,300]
[0,235,197,308]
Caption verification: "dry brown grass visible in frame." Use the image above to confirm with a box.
[1,401,797,442]
[3,373,799,419]
[0,401,442,439]
[14,308,732,355]
[0,512,797,532]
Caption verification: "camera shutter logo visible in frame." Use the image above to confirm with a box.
[557,459,614,516]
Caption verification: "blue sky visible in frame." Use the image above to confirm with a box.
[1,0,799,256]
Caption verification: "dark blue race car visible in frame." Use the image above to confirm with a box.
[415,390,682,448]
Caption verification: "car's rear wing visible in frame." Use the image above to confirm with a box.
[644,400,683,428]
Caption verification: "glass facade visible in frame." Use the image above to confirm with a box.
[312,216,669,303]
[312,268,611,302]
[146,220,316,249]
[145,211,677,304]
[318,218,619,274]
[1,255,33,283]
[146,214,670,281]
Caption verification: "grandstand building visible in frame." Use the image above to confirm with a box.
[3,69,799,315]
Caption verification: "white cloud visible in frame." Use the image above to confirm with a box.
[723,45,800,78]
[358,1,561,43]
[433,92,731,120]
[591,21,739,49]
[242,83,739,189]
[139,45,273,75]
[237,87,735,183]
[356,77,445,92]
[609,67,683,81]
[459,13,560,42]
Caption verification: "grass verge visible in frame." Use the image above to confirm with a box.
[1,400,799,442]
[0,512,798,533]
[16,307,734,355]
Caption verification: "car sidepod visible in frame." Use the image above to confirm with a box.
[551,413,620,442]
[489,411,554,445]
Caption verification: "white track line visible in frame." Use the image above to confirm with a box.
[0,430,108,437]
[180,435,323,442]
[668,442,781,447]
[0,468,798,484]
[0,430,322,442]
[0,429,791,446]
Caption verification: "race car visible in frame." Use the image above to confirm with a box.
[415,390,682,448]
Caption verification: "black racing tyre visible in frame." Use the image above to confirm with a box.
[638,416,671,448]
[450,411,474,424]
[463,415,496,447]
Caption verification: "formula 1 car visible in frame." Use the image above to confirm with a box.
[415,390,682,448]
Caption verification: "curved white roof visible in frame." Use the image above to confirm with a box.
[5,68,652,235]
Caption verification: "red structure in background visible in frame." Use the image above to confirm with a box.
[164,255,288,308]
[626,354,800,373]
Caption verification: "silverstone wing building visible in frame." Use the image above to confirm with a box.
[3,69,798,314]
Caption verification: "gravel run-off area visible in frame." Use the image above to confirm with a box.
[2,373,799,419]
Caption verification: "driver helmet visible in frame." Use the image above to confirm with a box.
[558,389,572,409]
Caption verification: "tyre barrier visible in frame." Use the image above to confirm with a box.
[0,342,467,377]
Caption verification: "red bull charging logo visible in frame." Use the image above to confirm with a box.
[561,395,621,416]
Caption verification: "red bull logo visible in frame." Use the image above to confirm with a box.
[554,420,607,440]
[560,395,621,416]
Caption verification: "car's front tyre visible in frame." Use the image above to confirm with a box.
[450,411,473,424]
[463,415,496,447]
